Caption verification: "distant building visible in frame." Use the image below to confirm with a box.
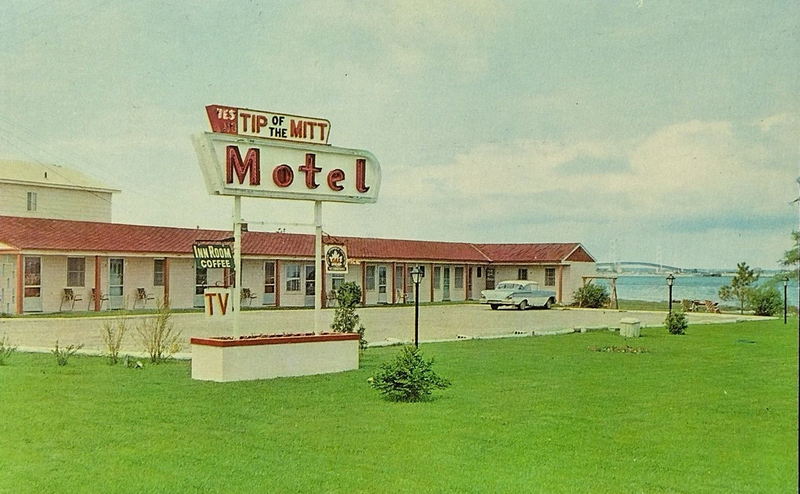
[0,159,119,222]
[0,161,596,315]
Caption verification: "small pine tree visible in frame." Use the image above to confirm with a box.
[370,346,451,402]
[719,262,758,314]
[331,282,366,349]
[665,311,688,335]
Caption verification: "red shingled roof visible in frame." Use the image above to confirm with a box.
[0,215,591,263]
[472,243,594,263]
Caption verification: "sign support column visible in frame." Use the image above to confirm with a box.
[314,201,323,334]
[233,196,242,338]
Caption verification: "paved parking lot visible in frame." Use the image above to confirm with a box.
[0,304,764,355]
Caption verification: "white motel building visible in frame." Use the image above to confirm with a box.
[0,160,597,315]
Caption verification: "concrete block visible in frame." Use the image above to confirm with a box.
[533,328,575,336]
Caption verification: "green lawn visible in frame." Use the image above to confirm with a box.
[1,319,797,493]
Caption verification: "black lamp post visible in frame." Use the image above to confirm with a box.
[783,276,789,325]
[410,267,422,348]
[666,273,675,314]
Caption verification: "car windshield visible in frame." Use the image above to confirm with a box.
[496,283,523,290]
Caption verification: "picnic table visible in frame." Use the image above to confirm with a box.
[680,299,720,313]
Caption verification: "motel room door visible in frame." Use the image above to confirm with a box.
[485,267,495,290]
[108,258,125,309]
[304,264,315,307]
[23,256,42,312]
[377,266,388,304]
[442,267,451,301]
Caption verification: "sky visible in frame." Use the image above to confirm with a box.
[1,0,798,269]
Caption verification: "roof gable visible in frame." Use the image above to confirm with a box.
[472,243,583,263]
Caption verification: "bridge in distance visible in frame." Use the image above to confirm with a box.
[595,261,726,275]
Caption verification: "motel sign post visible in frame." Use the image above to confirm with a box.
[194,105,381,336]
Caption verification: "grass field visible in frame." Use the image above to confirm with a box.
[1,318,797,493]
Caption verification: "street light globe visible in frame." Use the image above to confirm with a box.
[666,273,675,287]
[410,267,422,285]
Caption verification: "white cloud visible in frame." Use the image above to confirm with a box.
[351,116,798,267]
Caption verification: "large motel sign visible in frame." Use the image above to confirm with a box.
[193,105,381,336]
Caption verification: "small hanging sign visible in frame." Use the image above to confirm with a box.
[325,245,348,273]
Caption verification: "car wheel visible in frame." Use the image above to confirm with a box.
[490,304,499,310]
[544,298,552,309]
[518,300,528,310]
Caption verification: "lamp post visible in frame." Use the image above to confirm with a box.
[666,273,675,314]
[410,267,422,348]
[783,276,789,325]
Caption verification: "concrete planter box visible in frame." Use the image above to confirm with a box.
[619,318,641,338]
[190,332,360,382]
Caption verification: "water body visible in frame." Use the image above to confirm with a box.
[593,274,800,303]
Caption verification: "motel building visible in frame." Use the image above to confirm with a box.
[0,160,597,315]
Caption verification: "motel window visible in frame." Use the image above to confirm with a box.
[518,268,528,280]
[331,274,345,292]
[26,191,37,212]
[285,264,301,292]
[366,265,376,291]
[264,261,276,294]
[454,267,464,289]
[477,267,482,278]
[67,257,85,287]
[153,259,165,286]
[195,267,207,295]
[434,266,441,289]
[545,267,556,287]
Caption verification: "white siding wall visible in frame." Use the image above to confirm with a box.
[167,258,197,309]
[241,259,265,306]
[472,265,489,298]
[560,262,598,305]
[10,254,597,312]
[26,255,100,312]
[0,183,112,222]
[0,255,15,314]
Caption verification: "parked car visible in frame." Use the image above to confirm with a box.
[480,280,556,310]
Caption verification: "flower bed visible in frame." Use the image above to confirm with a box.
[191,332,360,382]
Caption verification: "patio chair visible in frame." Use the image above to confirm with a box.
[59,288,83,311]
[134,288,155,309]
[240,288,257,306]
[88,288,108,310]
[680,299,695,312]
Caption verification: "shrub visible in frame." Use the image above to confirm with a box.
[573,284,610,308]
[665,311,688,335]
[52,340,83,366]
[101,317,129,365]
[0,335,16,365]
[748,284,782,316]
[370,346,451,402]
[136,300,182,364]
[331,282,367,350]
